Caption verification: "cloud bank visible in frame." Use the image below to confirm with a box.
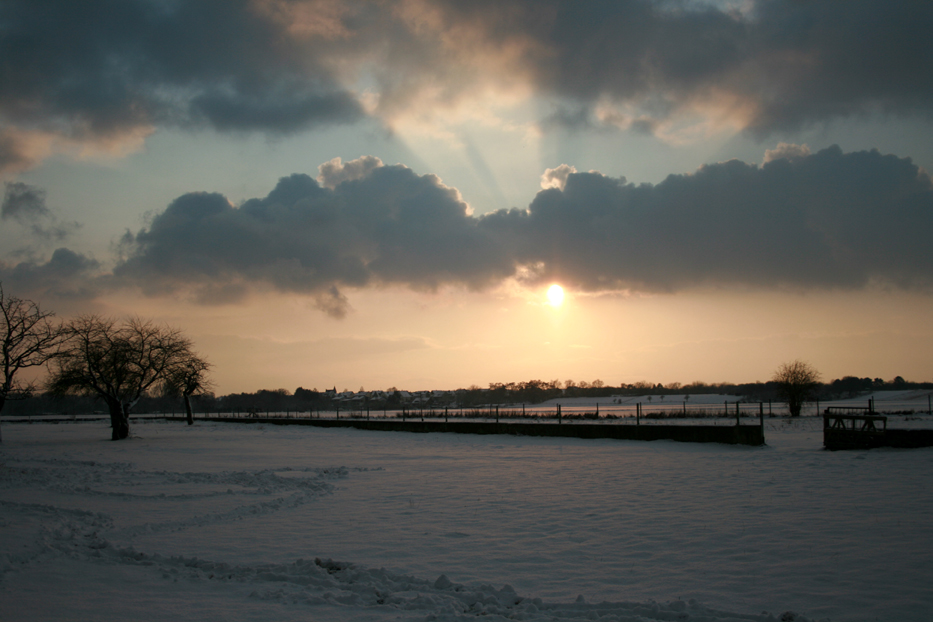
[114,158,511,316]
[485,146,933,291]
[111,148,933,314]
[2,0,932,172]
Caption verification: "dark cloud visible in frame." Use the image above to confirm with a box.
[0,0,365,165]
[428,0,933,135]
[114,158,514,306]
[2,181,80,244]
[482,145,933,291]
[0,247,101,299]
[745,0,933,134]
[113,147,933,313]
[189,83,362,134]
[313,286,352,319]
[2,181,49,221]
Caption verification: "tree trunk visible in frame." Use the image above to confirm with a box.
[118,403,132,439]
[108,399,130,440]
[184,393,193,425]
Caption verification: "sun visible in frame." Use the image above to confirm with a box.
[546,284,565,307]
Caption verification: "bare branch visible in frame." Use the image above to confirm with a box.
[0,282,66,403]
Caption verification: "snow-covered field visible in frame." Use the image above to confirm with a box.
[1,417,931,622]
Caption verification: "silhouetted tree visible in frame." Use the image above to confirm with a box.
[48,316,196,440]
[163,353,212,425]
[294,387,320,402]
[772,360,822,417]
[0,284,66,442]
[829,376,869,398]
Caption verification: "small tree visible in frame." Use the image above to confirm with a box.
[48,316,196,440]
[163,354,212,425]
[772,360,822,417]
[0,284,66,442]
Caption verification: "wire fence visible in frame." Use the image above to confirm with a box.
[6,397,930,426]
[162,401,780,427]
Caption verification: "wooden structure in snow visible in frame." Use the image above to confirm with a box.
[823,402,933,450]
[823,408,887,450]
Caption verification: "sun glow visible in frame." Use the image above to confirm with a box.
[546,284,565,307]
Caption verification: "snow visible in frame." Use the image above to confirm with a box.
[2,417,932,621]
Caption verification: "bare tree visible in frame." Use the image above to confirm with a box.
[163,354,212,425]
[0,284,66,442]
[772,360,822,417]
[48,316,195,440]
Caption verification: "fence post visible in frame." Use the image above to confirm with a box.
[735,402,740,426]
[636,402,640,425]
[759,402,764,429]
[558,404,562,424]
[496,405,499,424]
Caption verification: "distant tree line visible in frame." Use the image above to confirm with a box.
[470,375,931,405]
[9,374,930,419]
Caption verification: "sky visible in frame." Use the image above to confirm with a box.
[2,0,932,394]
